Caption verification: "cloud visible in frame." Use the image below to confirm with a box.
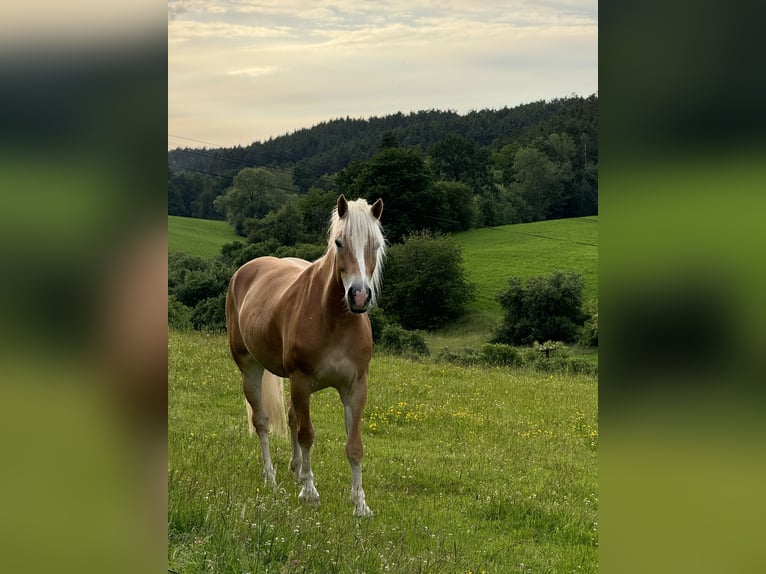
[169,19,291,41]
[225,66,280,77]
[168,0,597,146]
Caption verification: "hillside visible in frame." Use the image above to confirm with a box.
[168,95,597,193]
[169,214,598,309]
[455,216,598,312]
[168,215,241,258]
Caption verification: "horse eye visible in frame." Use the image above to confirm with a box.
[334,239,343,249]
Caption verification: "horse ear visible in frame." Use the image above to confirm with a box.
[371,198,383,220]
[337,194,348,218]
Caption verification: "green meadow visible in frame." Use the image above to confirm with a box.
[168,213,599,312]
[168,214,598,571]
[454,217,598,313]
[169,215,242,258]
[169,331,598,573]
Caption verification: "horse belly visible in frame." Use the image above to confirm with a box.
[235,267,298,377]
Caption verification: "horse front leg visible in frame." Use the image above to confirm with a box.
[342,379,372,517]
[289,375,320,506]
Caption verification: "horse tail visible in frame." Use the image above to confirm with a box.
[261,370,288,439]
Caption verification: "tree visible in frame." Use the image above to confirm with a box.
[298,188,339,243]
[493,271,587,345]
[510,147,561,222]
[337,147,435,242]
[246,198,304,246]
[213,167,294,235]
[431,180,477,232]
[428,134,492,193]
[379,231,475,330]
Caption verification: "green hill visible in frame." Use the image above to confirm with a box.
[168,215,241,258]
[169,214,598,308]
[454,217,598,312]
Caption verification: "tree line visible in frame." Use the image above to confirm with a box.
[168,94,598,233]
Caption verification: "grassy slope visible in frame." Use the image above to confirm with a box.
[169,330,598,573]
[454,216,599,313]
[169,215,242,258]
[167,214,598,309]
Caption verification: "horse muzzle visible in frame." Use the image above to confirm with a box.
[347,286,372,313]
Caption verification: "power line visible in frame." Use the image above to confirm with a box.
[167,142,297,175]
[168,133,224,147]
[481,225,598,247]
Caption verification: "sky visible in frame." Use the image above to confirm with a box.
[168,0,597,149]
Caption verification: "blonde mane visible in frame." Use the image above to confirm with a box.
[327,198,386,304]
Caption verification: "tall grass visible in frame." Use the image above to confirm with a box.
[169,330,598,573]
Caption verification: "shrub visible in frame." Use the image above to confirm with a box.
[494,271,586,345]
[169,253,232,309]
[218,240,279,268]
[580,308,598,347]
[480,343,523,367]
[190,294,227,332]
[521,341,571,372]
[435,347,481,366]
[379,231,476,330]
[273,243,326,261]
[367,307,389,343]
[378,324,430,358]
[168,295,193,330]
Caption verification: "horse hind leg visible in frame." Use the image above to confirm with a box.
[242,364,278,485]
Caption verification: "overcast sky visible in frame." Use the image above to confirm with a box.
[168,0,597,149]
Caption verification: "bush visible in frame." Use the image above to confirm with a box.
[218,240,279,268]
[380,231,476,330]
[190,294,227,332]
[168,295,193,330]
[494,271,586,345]
[580,308,598,347]
[522,341,571,372]
[367,307,389,343]
[169,253,232,309]
[435,347,481,366]
[273,243,326,261]
[480,343,523,367]
[378,324,430,358]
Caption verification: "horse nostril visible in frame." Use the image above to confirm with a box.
[347,286,371,310]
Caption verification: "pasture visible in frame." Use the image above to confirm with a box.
[169,330,598,572]
[454,217,598,313]
[168,215,599,312]
[169,215,242,258]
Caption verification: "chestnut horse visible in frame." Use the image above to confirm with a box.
[225,195,384,517]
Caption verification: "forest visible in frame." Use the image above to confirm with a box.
[168,94,598,235]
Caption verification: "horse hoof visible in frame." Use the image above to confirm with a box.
[299,487,320,506]
[354,504,373,518]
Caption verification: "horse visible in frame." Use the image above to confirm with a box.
[225,195,385,517]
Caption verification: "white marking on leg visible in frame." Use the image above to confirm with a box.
[350,462,372,517]
[258,432,276,484]
[343,397,372,517]
[298,444,320,505]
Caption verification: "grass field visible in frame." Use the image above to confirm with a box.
[169,215,242,258]
[169,330,598,573]
[454,217,598,313]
